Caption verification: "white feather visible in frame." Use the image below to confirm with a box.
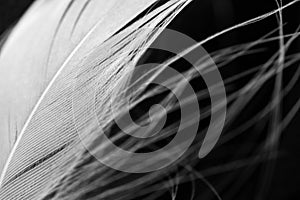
[0,0,192,199]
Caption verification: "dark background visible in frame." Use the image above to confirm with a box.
[0,0,299,199]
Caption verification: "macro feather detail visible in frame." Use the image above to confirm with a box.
[0,0,160,173]
[1,0,300,199]
[0,0,192,199]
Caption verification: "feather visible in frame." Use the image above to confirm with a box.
[3,0,298,199]
[0,0,192,199]
[0,0,161,176]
